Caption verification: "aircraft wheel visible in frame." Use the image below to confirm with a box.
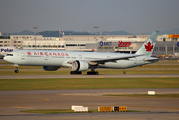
[15,70,19,73]
[70,71,82,75]
[76,71,82,75]
[87,71,90,75]
[70,71,73,75]
[123,70,126,74]
[87,71,99,75]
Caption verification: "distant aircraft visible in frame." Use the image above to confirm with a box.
[4,31,159,75]
[0,46,19,58]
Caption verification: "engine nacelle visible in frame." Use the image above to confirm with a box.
[43,66,60,71]
[72,60,89,71]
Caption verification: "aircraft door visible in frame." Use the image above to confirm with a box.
[79,55,82,60]
[44,54,49,60]
[21,53,25,60]
[134,58,137,64]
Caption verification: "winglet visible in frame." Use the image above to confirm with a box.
[135,31,159,56]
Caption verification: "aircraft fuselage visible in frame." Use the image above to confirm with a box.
[5,49,155,69]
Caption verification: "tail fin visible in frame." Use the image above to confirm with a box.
[135,31,159,56]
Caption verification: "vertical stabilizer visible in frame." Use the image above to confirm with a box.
[135,31,159,56]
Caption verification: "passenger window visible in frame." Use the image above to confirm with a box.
[7,54,13,56]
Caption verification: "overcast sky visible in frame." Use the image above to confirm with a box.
[0,0,179,34]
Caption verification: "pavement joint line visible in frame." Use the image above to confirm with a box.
[13,106,34,109]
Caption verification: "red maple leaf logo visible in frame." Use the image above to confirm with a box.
[145,42,154,52]
[27,51,31,56]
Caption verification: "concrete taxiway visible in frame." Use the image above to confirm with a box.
[1,74,179,79]
[0,89,179,120]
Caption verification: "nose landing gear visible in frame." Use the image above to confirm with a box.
[14,64,19,73]
[15,67,19,73]
[123,70,126,74]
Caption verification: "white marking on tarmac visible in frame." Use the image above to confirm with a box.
[96,76,104,78]
[161,76,168,78]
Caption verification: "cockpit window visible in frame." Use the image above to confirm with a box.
[7,54,13,56]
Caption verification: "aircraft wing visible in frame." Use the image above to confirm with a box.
[66,54,149,66]
[87,54,146,64]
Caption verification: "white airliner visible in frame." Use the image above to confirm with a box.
[4,31,159,75]
[0,46,19,58]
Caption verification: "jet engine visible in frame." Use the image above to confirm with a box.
[72,60,89,71]
[43,66,60,71]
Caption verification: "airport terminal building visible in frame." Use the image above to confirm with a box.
[0,34,179,57]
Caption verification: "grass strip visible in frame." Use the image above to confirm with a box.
[104,94,179,98]
[0,78,179,90]
[20,109,146,114]
[20,109,74,114]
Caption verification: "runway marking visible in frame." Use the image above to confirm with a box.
[161,76,168,78]
[107,119,137,120]
[23,97,49,101]
[96,76,104,78]
[34,98,49,101]
[13,106,33,109]
[168,109,179,112]
[141,92,147,94]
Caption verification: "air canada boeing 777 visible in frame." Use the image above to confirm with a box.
[4,31,159,75]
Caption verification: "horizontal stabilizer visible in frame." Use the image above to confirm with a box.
[143,57,159,62]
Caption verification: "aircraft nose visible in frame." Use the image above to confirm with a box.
[3,56,13,63]
[3,56,8,61]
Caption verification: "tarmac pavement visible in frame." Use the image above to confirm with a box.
[0,89,179,120]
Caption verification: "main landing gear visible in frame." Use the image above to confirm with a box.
[70,66,99,75]
[87,66,99,75]
[70,70,99,75]
[87,71,99,75]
